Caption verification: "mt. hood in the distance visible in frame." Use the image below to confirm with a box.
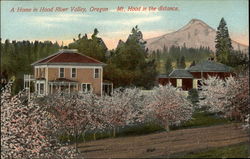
[146,19,248,53]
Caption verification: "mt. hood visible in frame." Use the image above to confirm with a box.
[146,19,248,53]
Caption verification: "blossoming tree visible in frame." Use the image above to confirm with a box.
[102,88,146,137]
[1,82,77,158]
[42,91,108,151]
[146,84,193,132]
[200,75,249,122]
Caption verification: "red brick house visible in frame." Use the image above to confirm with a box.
[24,49,113,96]
[158,60,235,91]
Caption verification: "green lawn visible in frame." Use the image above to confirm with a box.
[181,142,249,158]
[171,111,231,130]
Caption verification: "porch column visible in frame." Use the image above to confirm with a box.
[68,83,71,94]
[51,83,53,94]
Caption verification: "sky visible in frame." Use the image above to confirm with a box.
[1,0,249,49]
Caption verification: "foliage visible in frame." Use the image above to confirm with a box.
[172,111,231,130]
[199,75,249,123]
[187,89,199,106]
[104,26,157,89]
[215,18,233,64]
[146,84,193,131]
[101,88,146,136]
[68,29,107,62]
[1,82,77,158]
[0,40,60,93]
[165,58,173,74]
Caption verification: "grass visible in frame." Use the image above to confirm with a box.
[60,111,233,144]
[180,142,249,158]
[171,111,231,130]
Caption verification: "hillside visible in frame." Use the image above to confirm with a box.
[146,19,248,53]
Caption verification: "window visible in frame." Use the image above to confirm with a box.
[71,68,76,78]
[177,79,182,87]
[40,83,44,95]
[81,83,91,93]
[59,68,64,78]
[94,68,99,78]
[193,79,198,89]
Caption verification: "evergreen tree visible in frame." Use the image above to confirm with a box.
[190,60,196,67]
[215,18,233,64]
[179,56,186,69]
[165,58,173,74]
[104,26,157,89]
[69,28,107,62]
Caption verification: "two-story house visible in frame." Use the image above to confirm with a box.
[24,49,110,96]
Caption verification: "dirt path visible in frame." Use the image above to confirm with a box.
[78,123,249,158]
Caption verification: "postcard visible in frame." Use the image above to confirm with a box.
[1,0,249,158]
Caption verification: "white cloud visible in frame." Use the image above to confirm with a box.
[101,15,162,26]
[23,14,89,27]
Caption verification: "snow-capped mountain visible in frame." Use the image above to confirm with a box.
[146,19,248,53]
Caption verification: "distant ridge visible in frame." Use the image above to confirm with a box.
[146,19,248,53]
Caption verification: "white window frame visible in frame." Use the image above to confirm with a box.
[36,81,45,96]
[81,83,92,93]
[71,68,77,78]
[59,68,65,78]
[176,79,182,87]
[94,68,100,79]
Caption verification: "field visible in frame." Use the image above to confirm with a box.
[78,123,249,158]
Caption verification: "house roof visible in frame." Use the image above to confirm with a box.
[187,60,232,72]
[157,74,169,78]
[31,49,106,66]
[169,69,193,78]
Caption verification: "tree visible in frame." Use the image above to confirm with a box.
[179,56,186,69]
[199,75,249,122]
[215,18,233,64]
[146,85,193,131]
[165,58,173,74]
[1,82,77,158]
[189,60,196,67]
[41,91,107,151]
[69,29,107,62]
[104,26,157,89]
[102,88,146,137]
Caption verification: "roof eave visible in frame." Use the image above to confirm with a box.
[32,62,106,67]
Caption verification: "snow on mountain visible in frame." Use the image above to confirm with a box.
[146,19,248,53]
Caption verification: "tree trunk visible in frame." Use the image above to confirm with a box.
[164,120,170,132]
[93,132,96,140]
[113,127,116,137]
[74,133,78,152]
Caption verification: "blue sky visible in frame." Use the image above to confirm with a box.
[1,0,248,49]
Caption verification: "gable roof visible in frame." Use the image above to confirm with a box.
[169,69,193,78]
[31,49,106,66]
[187,60,232,72]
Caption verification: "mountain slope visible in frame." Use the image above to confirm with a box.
[146,19,248,53]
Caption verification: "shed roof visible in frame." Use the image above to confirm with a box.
[169,69,193,78]
[187,60,232,72]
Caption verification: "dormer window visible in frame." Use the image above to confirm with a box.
[59,68,64,78]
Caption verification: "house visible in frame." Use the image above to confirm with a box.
[158,60,235,91]
[24,49,112,96]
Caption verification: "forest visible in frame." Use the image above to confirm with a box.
[0,23,248,93]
